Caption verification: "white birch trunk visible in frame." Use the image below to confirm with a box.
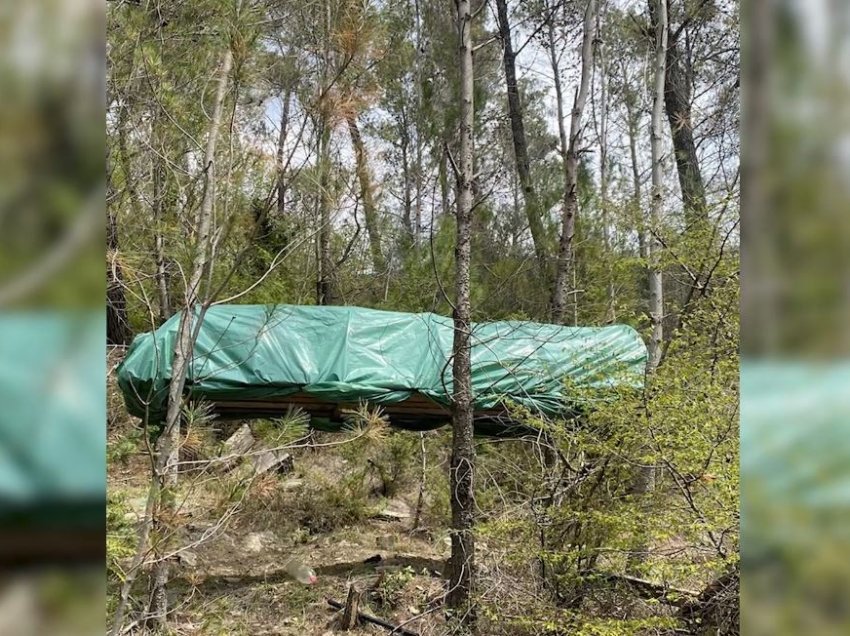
[550,0,598,325]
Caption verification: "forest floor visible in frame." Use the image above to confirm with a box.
[109,448,457,636]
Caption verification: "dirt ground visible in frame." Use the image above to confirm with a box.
[109,450,454,636]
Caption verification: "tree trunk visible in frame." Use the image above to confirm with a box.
[495,0,547,272]
[446,0,476,625]
[740,0,776,354]
[595,14,615,322]
[628,0,667,575]
[413,0,424,250]
[106,205,131,346]
[401,119,414,246]
[277,88,292,219]
[550,0,598,325]
[626,99,646,262]
[647,0,667,374]
[663,12,706,228]
[151,142,172,325]
[346,113,386,274]
[316,109,335,305]
[148,42,234,631]
[440,141,450,218]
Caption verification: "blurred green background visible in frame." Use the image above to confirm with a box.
[0,0,103,634]
[742,0,850,633]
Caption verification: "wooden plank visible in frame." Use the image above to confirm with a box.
[251,449,293,476]
[217,423,254,471]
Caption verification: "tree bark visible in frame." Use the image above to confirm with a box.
[316,0,336,306]
[740,0,776,354]
[647,0,667,374]
[495,0,547,272]
[446,0,476,624]
[663,8,706,228]
[625,97,646,262]
[340,584,362,630]
[440,140,450,218]
[594,13,615,322]
[151,137,172,325]
[627,0,667,575]
[316,108,335,305]
[346,113,386,274]
[413,0,424,250]
[148,41,234,630]
[400,114,415,246]
[550,0,598,325]
[277,88,292,219]
[106,204,132,346]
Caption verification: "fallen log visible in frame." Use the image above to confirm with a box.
[586,571,699,607]
[327,598,421,636]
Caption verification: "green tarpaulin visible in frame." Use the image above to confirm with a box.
[117,305,647,431]
[0,313,104,530]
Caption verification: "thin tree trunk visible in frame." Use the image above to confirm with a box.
[440,141,450,218]
[740,0,776,354]
[628,0,667,574]
[550,0,598,325]
[109,87,138,344]
[446,0,476,624]
[149,45,173,326]
[277,88,292,218]
[595,14,614,322]
[316,110,335,305]
[626,100,646,262]
[147,42,234,631]
[346,113,386,274]
[401,121,414,245]
[496,0,547,272]
[151,146,172,325]
[413,431,427,530]
[106,203,132,346]
[647,0,667,373]
[413,0,424,249]
[316,0,335,306]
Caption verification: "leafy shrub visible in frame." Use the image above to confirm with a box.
[288,470,369,533]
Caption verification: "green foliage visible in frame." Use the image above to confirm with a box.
[367,431,419,498]
[374,566,416,608]
[288,469,369,533]
[107,429,141,466]
[106,492,137,594]
[252,409,311,448]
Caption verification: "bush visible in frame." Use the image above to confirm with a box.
[288,470,369,533]
[365,431,419,498]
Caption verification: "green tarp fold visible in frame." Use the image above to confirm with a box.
[0,313,104,529]
[117,305,647,429]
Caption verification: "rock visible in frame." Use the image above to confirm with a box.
[177,550,199,567]
[243,530,276,553]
